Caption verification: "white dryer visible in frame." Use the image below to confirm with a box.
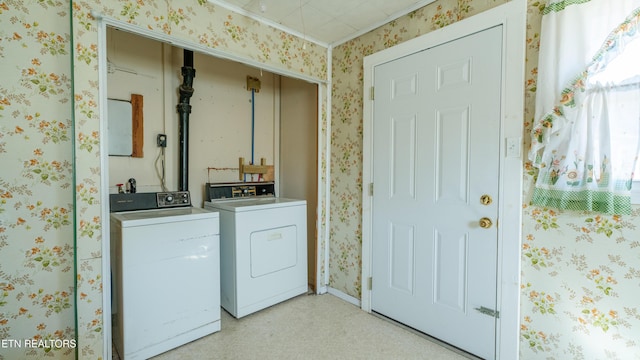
[204,182,307,318]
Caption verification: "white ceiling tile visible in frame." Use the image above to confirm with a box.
[303,4,339,29]
[226,0,254,7]
[261,1,305,23]
[338,6,388,31]
[210,0,434,45]
[365,0,422,15]
[308,21,357,44]
[279,5,332,33]
[240,0,266,15]
[309,0,360,18]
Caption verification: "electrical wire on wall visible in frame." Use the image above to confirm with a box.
[155,146,168,192]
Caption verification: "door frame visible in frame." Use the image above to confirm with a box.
[361,1,526,358]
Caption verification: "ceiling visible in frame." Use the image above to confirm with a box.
[208,0,436,46]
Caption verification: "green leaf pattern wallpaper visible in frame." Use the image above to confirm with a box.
[1,0,639,358]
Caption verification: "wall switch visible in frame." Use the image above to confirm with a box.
[506,137,521,158]
[157,134,167,147]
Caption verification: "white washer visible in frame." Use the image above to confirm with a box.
[110,207,220,359]
[204,196,307,318]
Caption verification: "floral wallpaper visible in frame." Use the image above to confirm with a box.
[0,1,76,359]
[330,0,640,358]
[519,2,640,351]
[2,0,639,358]
[2,0,329,358]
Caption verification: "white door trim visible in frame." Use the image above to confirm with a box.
[361,1,526,358]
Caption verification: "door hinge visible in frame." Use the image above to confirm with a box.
[367,277,373,290]
[370,86,375,100]
[475,306,500,318]
[369,183,374,196]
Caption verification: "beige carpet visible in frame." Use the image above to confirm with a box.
[140,293,476,360]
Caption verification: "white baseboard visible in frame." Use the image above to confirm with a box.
[327,287,361,307]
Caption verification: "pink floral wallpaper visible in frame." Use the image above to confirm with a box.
[2,0,639,358]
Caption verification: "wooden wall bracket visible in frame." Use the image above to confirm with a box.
[239,157,273,181]
[130,93,143,158]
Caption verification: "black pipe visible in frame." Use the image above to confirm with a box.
[177,50,195,191]
[184,50,194,68]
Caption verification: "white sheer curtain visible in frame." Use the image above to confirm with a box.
[529,0,640,214]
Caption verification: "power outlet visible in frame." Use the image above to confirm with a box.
[157,134,167,148]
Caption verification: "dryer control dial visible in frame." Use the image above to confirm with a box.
[157,191,191,208]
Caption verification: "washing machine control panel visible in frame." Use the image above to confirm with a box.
[157,191,191,208]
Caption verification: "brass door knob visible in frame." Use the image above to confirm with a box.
[479,217,493,229]
[480,195,492,205]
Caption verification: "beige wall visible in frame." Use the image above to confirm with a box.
[107,29,279,208]
[107,29,168,193]
[186,51,277,206]
[280,76,319,288]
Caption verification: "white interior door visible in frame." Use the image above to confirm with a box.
[371,25,503,359]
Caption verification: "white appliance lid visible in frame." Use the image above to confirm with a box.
[111,207,218,226]
[204,197,306,212]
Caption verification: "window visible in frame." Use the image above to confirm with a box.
[529,2,640,214]
[591,38,640,204]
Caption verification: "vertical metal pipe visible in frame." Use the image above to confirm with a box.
[178,105,189,191]
[177,50,195,191]
[184,50,193,68]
